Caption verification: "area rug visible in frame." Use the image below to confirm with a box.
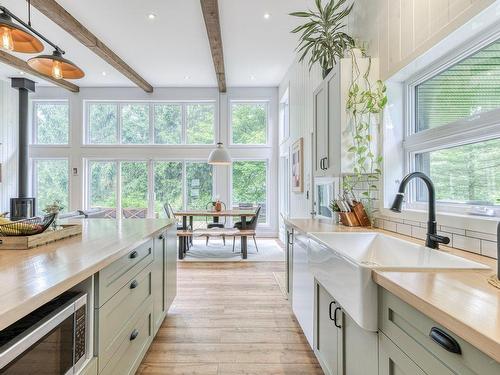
[181,238,284,262]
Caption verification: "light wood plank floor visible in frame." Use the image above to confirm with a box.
[137,262,323,375]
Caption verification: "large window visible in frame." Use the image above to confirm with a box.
[231,102,268,145]
[232,160,268,224]
[88,160,213,218]
[406,37,500,208]
[33,159,69,214]
[33,101,69,144]
[85,102,215,145]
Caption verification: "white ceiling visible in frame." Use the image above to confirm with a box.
[0,0,312,88]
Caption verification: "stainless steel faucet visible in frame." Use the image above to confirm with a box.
[390,172,450,249]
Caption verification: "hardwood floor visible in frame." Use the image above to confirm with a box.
[137,262,323,375]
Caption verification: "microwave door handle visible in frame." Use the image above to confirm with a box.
[0,303,76,370]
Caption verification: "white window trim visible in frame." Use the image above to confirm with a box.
[229,158,270,227]
[402,30,500,215]
[83,100,217,146]
[228,100,270,147]
[32,100,70,146]
[279,88,290,145]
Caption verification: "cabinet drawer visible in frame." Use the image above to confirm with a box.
[79,357,97,375]
[100,298,153,375]
[97,265,152,372]
[379,288,500,375]
[96,239,153,306]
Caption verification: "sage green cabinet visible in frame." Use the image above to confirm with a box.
[379,332,427,375]
[314,281,341,375]
[379,288,500,375]
[152,226,177,335]
[314,281,378,375]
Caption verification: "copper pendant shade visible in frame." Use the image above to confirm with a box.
[28,50,85,80]
[0,12,43,53]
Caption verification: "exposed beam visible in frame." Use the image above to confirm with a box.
[200,0,226,92]
[0,50,79,92]
[30,0,154,93]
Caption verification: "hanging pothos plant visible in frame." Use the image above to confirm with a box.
[290,0,354,78]
[343,48,388,219]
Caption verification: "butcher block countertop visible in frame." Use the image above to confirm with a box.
[0,218,174,331]
[284,217,500,362]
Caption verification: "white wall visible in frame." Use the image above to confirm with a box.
[15,85,279,235]
[0,79,18,211]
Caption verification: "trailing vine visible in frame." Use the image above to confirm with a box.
[343,49,388,219]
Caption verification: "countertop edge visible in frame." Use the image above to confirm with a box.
[0,219,175,331]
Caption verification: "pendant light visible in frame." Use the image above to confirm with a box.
[208,92,232,165]
[0,10,43,53]
[28,50,85,80]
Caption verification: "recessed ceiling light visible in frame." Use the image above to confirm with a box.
[18,71,25,75]
[147,13,156,20]
[101,71,107,76]
[250,75,256,81]
[184,75,190,80]
[263,13,271,19]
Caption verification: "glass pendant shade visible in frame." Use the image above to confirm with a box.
[208,142,232,165]
[28,50,84,80]
[0,12,43,53]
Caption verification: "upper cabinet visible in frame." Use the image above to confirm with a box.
[313,55,380,177]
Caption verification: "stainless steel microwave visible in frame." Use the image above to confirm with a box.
[313,176,340,220]
[0,292,88,374]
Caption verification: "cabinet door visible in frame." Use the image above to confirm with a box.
[314,82,328,176]
[314,282,341,375]
[165,225,177,311]
[326,66,341,175]
[152,231,166,333]
[379,332,427,375]
[342,311,378,375]
[291,231,314,347]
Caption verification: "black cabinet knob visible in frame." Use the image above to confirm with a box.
[130,280,139,289]
[129,250,139,259]
[130,329,139,341]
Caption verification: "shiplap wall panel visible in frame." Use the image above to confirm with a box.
[0,79,18,212]
[349,0,495,80]
[278,59,322,217]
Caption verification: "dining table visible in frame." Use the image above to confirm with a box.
[173,209,257,260]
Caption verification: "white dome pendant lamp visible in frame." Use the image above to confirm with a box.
[208,92,231,165]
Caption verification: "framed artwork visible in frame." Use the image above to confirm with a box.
[291,137,303,192]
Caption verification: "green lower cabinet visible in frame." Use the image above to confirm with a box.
[314,281,378,375]
[379,288,500,375]
[152,231,167,334]
[379,332,427,375]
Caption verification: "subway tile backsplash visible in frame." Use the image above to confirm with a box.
[374,215,498,259]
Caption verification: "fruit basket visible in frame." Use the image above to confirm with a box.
[0,213,56,236]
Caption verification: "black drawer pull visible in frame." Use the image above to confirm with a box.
[159,234,164,240]
[130,280,139,289]
[129,250,139,259]
[333,307,342,329]
[329,301,335,321]
[429,327,461,354]
[130,329,139,341]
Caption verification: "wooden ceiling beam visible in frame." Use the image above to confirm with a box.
[29,0,154,93]
[0,50,79,92]
[200,0,227,92]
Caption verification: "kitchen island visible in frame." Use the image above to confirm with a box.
[0,218,177,375]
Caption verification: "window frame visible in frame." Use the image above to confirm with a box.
[229,100,270,147]
[83,100,216,146]
[229,158,270,226]
[404,31,500,212]
[32,157,71,214]
[32,100,70,146]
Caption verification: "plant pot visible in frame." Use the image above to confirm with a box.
[214,201,222,212]
[322,67,332,79]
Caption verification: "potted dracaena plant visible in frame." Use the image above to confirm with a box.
[290,0,355,78]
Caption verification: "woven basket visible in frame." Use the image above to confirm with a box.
[0,213,56,236]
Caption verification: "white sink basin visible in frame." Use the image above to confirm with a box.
[307,232,489,331]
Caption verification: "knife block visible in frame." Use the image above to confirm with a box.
[339,212,361,227]
[352,202,372,227]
